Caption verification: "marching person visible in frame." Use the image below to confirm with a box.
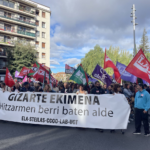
[13,82,21,92]
[106,85,113,94]
[91,81,104,133]
[43,84,54,92]
[90,81,105,95]
[123,83,134,98]
[76,84,87,94]
[53,83,59,93]
[21,82,34,92]
[113,84,125,134]
[0,82,11,92]
[133,83,150,136]
[64,82,69,93]
[103,84,107,94]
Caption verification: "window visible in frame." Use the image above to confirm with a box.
[9,1,14,8]
[36,41,39,48]
[3,0,9,7]
[36,52,39,58]
[36,10,39,16]
[26,6,31,12]
[4,12,11,18]
[42,12,45,18]
[42,42,45,49]
[42,53,45,59]
[36,31,40,37]
[42,32,45,38]
[0,0,3,5]
[36,20,39,26]
[42,22,46,28]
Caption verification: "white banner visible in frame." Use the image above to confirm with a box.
[0,92,130,129]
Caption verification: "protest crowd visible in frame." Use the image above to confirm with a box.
[0,49,150,136]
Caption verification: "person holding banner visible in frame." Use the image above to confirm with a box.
[91,81,105,133]
[106,85,113,94]
[53,83,59,93]
[64,82,70,93]
[21,82,34,92]
[0,83,11,92]
[13,82,21,92]
[113,84,121,94]
[90,81,105,95]
[113,84,125,134]
[76,84,87,94]
[133,83,150,136]
[44,84,55,93]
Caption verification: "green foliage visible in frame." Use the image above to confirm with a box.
[81,45,133,76]
[139,28,149,54]
[145,52,150,62]
[81,45,104,75]
[6,40,37,75]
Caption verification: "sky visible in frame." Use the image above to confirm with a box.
[35,0,150,73]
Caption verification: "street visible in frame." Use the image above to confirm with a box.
[0,121,149,150]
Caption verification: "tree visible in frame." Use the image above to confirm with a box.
[81,45,133,76]
[139,28,149,54]
[81,45,104,75]
[105,46,132,75]
[7,40,37,75]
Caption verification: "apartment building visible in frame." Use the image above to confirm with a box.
[0,0,51,81]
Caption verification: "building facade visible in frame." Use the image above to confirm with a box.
[52,72,71,82]
[0,0,51,81]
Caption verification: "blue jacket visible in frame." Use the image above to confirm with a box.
[134,89,150,111]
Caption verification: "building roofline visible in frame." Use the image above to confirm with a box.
[29,0,50,9]
[28,0,50,11]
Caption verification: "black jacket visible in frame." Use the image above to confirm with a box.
[21,86,34,92]
[90,87,105,94]
[146,88,150,94]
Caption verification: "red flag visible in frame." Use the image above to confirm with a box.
[126,49,150,84]
[35,66,47,82]
[104,49,121,83]
[35,65,58,84]
[19,67,30,76]
[65,64,71,69]
[5,68,15,87]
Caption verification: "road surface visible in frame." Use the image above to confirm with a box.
[0,121,149,150]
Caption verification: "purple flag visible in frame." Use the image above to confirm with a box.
[87,74,98,83]
[15,71,23,78]
[115,62,137,83]
[92,64,112,87]
[142,79,150,86]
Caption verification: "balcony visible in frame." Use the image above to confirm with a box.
[17,30,35,37]
[0,50,7,59]
[0,1,36,17]
[0,51,6,56]
[0,15,36,27]
[0,63,7,73]
[18,6,35,15]
[0,38,14,47]
[0,27,36,39]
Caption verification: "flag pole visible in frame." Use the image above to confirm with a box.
[116,69,126,83]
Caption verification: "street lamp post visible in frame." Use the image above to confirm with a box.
[131,4,138,56]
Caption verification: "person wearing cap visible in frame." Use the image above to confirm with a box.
[21,82,34,92]
[133,83,150,136]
